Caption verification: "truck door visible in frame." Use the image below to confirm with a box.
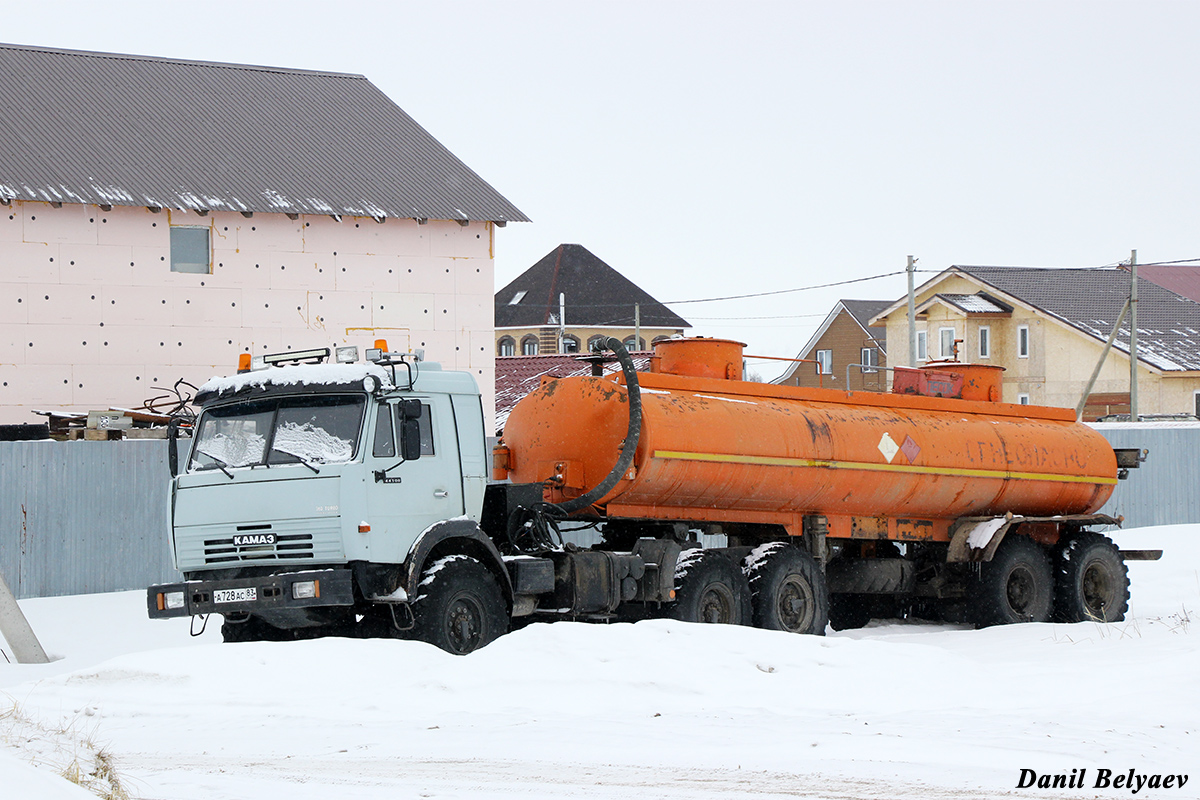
[365,395,464,563]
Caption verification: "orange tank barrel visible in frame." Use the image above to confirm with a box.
[501,340,1118,541]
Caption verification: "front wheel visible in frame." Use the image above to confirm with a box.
[412,555,508,655]
[1053,533,1129,622]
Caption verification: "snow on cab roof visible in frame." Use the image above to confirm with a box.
[198,363,394,398]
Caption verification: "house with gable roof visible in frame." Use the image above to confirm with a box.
[0,42,525,426]
[870,265,1200,419]
[773,300,890,390]
[494,244,689,357]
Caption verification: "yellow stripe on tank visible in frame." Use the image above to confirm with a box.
[651,450,1119,485]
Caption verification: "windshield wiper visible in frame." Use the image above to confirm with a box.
[270,446,320,474]
[195,448,235,479]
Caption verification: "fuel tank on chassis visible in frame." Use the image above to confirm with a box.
[501,370,1117,527]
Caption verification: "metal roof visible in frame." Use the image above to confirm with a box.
[840,299,892,334]
[0,43,527,222]
[494,244,691,329]
[494,352,653,434]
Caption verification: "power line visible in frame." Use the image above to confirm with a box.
[663,271,906,305]
[686,312,829,320]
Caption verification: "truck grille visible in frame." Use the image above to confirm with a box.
[203,533,314,564]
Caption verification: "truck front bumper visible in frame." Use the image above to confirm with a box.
[147,568,355,619]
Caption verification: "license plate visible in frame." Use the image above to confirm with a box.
[213,587,257,604]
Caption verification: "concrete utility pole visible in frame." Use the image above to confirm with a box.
[907,255,917,365]
[634,303,641,350]
[558,293,566,353]
[1076,299,1131,421]
[1129,250,1139,422]
[0,570,49,664]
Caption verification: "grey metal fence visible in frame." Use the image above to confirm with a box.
[0,424,1193,600]
[0,441,177,600]
[1093,422,1200,529]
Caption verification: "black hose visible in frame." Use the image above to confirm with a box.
[555,337,643,514]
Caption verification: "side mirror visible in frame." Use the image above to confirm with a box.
[167,417,182,477]
[400,418,422,461]
[400,398,422,420]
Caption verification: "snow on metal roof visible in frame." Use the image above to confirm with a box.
[934,293,1013,314]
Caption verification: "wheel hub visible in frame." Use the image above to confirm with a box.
[777,575,815,632]
[1005,565,1036,615]
[446,596,483,653]
[1081,562,1115,619]
[698,585,735,624]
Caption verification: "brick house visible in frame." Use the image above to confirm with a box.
[494,244,689,356]
[773,300,889,390]
[0,43,525,426]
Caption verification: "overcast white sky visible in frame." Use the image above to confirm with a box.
[6,1,1199,377]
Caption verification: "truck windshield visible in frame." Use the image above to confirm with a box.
[189,395,366,472]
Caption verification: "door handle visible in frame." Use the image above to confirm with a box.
[433,489,449,498]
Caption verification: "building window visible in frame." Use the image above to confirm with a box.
[939,327,956,360]
[916,331,927,361]
[561,334,580,353]
[861,347,878,373]
[170,227,210,273]
[978,326,991,359]
[1018,393,1030,405]
[816,349,832,375]
[520,335,539,355]
[508,290,527,305]
[1017,325,1030,358]
[497,336,516,357]
[1195,391,1200,418]
[623,336,646,351]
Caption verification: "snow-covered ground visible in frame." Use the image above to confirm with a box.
[2,524,1197,799]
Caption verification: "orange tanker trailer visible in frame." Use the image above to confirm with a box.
[497,337,1140,632]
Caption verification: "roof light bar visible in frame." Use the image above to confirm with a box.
[263,347,330,366]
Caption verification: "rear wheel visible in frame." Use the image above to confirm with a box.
[412,555,508,655]
[745,544,829,635]
[971,534,1053,627]
[1053,533,1129,622]
[670,550,750,625]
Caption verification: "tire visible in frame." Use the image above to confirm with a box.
[412,555,508,655]
[745,544,829,635]
[669,550,750,625]
[971,534,1053,627]
[828,593,874,631]
[1053,532,1129,623]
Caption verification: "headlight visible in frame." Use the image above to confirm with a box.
[363,375,379,393]
[292,580,318,599]
[164,591,185,610]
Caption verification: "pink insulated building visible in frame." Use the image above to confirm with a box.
[0,43,526,427]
